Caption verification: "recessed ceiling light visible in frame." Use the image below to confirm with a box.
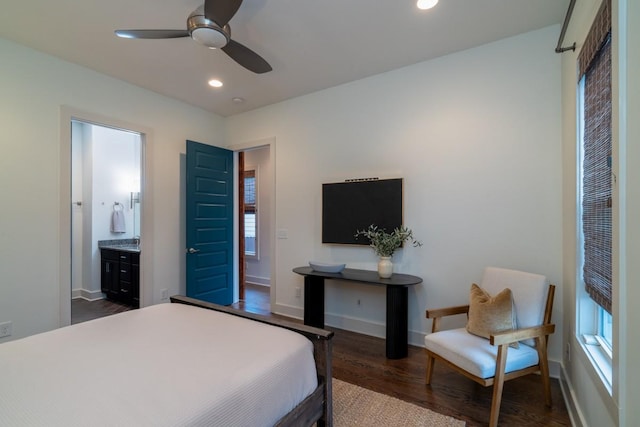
[208,79,223,88]
[232,97,245,104]
[417,0,438,10]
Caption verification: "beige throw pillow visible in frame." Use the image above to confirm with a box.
[466,283,518,348]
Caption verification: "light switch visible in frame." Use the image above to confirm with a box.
[277,229,288,239]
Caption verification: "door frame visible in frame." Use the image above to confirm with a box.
[229,137,276,311]
[238,151,246,300]
[59,106,154,326]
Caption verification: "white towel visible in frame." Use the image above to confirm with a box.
[111,210,126,233]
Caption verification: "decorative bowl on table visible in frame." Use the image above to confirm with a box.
[309,261,346,273]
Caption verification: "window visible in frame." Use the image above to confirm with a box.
[244,169,258,258]
[577,0,612,390]
[580,32,612,316]
[599,308,613,349]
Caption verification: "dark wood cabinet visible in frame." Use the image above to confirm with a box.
[131,261,140,308]
[100,248,139,308]
[100,249,120,300]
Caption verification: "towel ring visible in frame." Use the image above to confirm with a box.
[113,202,123,212]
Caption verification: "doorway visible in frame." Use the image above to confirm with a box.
[237,145,272,314]
[69,120,142,324]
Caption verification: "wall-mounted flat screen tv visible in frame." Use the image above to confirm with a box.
[322,178,403,245]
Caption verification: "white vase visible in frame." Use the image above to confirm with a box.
[377,256,393,278]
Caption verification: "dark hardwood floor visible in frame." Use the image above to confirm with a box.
[230,283,272,314]
[330,328,570,426]
[72,285,571,426]
[71,298,133,324]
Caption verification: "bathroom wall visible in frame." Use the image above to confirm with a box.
[71,122,141,299]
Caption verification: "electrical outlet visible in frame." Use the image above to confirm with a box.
[0,321,12,338]
[161,289,169,300]
[295,287,301,298]
[357,299,361,306]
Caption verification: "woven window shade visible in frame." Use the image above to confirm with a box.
[244,170,256,213]
[581,29,612,314]
[578,0,611,78]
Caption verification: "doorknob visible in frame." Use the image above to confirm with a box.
[186,248,200,254]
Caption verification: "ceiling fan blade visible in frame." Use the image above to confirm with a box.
[115,29,190,39]
[204,0,243,27]
[221,39,272,74]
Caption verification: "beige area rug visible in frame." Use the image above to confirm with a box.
[333,379,465,427]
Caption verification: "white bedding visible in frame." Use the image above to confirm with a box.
[0,303,318,426]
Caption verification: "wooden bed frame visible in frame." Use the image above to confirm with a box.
[170,295,334,427]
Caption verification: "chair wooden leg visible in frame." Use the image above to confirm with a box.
[489,344,508,427]
[425,351,435,385]
[536,337,553,407]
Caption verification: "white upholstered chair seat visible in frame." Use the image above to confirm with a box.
[423,328,539,379]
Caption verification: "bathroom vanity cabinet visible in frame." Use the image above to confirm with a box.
[100,248,140,308]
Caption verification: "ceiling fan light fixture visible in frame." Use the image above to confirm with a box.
[187,12,229,48]
[114,4,271,74]
[115,31,135,39]
[191,27,228,48]
[417,0,439,10]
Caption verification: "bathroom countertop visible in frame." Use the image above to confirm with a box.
[98,239,140,253]
[100,244,140,253]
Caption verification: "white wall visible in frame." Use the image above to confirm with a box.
[619,0,640,422]
[225,26,564,362]
[244,146,272,286]
[0,37,224,341]
[87,124,140,295]
[80,123,94,301]
[90,125,140,243]
[71,121,85,299]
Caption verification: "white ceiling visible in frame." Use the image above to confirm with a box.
[0,0,568,117]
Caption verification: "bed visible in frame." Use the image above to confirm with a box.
[0,295,333,426]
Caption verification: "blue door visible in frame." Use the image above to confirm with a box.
[186,141,234,305]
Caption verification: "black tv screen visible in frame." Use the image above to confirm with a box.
[322,178,403,245]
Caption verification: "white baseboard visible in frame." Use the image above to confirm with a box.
[246,275,270,287]
[325,312,386,338]
[273,303,304,320]
[71,288,105,301]
[274,303,388,337]
[560,365,586,427]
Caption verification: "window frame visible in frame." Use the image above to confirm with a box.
[243,167,259,259]
[576,27,613,393]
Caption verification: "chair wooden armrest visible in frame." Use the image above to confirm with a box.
[426,305,469,333]
[425,304,469,319]
[490,323,555,346]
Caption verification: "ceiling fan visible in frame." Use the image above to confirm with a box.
[115,0,272,74]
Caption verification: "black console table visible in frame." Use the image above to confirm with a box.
[293,266,422,359]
